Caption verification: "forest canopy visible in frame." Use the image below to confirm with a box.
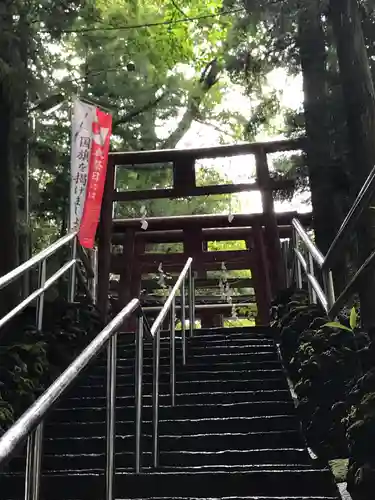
[3,0,375,322]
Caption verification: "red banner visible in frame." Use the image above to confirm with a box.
[78,108,112,248]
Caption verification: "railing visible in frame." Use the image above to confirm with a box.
[148,257,194,468]
[0,231,96,332]
[290,164,375,318]
[0,299,140,500]
[0,257,195,500]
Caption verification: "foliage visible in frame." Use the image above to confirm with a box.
[224,308,256,325]
[223,0,301,136]
[341,349,375,500]
[269,153,310,202]
[224,317,255,327]
[324,307,359,333]
[24,0,249,248]
[207,239,246,251]
[275,291,369,459]
[0,302,102,433]
[274,286,375,500]
[0,0,254,258]
[222,0,356,220]
[329,458,349,483]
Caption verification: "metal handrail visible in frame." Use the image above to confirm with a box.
[146,257,194,468]
[292,219,325,268]
[0,299,140,500]
[294,248,328,312]
[292,218,335,314]
[0,231,97,333]
[0,236,195,499]
[328,248,375,317]
[324,165,375,270]
[290,163,375,316]
[0,261,76,330]
[0,232,77,290]
[150,258,193,336]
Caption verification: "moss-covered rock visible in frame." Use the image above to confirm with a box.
[273,290,375,500]
[274,292,368,458]
[343,370,375,500]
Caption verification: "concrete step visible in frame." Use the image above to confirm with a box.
[157,415,300,435]
[39,430,303,455]
[50,401,296,423]
[58,390,292,410]
[0,326,339,500]
[68,378,288,398]
[1,469,340,499]
[7,448,313,475]
[45,415,300,439]
[120,343,276,356]
[92,360,282,375]
[86,369,285,384]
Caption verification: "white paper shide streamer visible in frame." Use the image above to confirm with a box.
[140,205,148,230]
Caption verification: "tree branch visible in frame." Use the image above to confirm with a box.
[194,118,238,140]
[114,91,168,127]
[160,59,222,149]
[170,0,189,18]
[114,60,221,149]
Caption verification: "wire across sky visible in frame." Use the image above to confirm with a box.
[43,7,245,34]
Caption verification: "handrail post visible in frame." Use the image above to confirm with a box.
[152,327,160,468]
[106,332,117,500]
[90,247,98,304]
[188,266,194,337]
[181,278,186,366]
[0,299,140,478]
[25,432,33,500]
[297,256,303,289]
[24,422,43,500]
[293,232,303,289]
[135,316,143,473]
[170,297,176,406]
[36,260,46,331]
[281,241,289,288]
[307,253,317,304]
[68,237,77,302]
[323,269,336,311]
[192,271,196,329]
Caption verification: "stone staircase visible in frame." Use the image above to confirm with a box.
[1,327,340,500]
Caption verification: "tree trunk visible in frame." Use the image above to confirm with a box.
[297,0,348,294]
[161,60,220,149]
[0,5,21,316]
[18,8,31,299]
[329,0,375,327]
[161,101,200,149]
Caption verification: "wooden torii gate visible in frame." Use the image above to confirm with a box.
[97,138,310,326]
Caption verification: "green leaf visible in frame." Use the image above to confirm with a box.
[349,307,358,330]
[323,322,353,333]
